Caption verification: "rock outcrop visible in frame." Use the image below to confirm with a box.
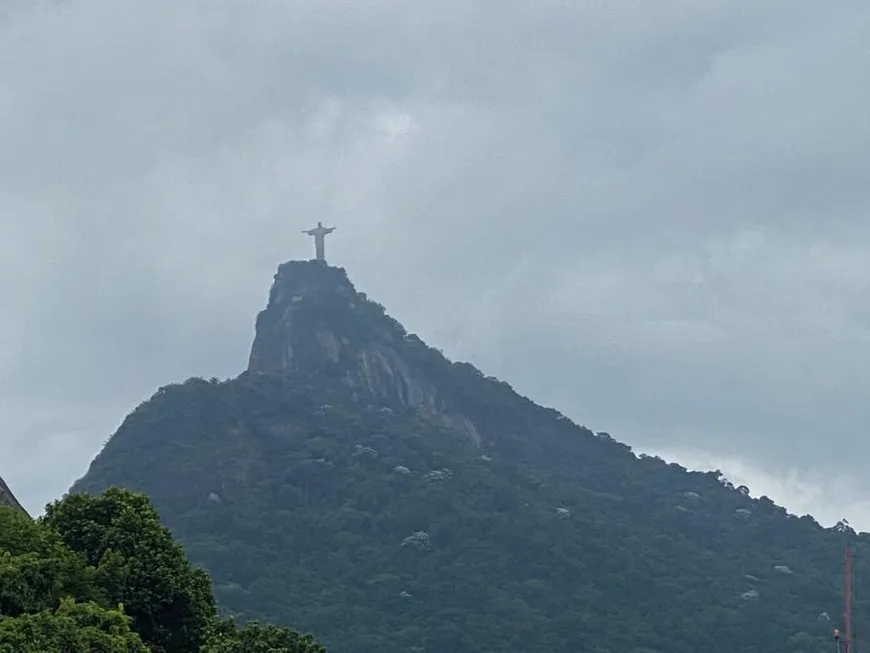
[0,474,27,515]
[247,260,482,444]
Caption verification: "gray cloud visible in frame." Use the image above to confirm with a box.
[1,0,869,525]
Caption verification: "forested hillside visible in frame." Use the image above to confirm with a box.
[70,261,865,653]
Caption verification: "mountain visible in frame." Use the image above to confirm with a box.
[71,260,865,653]
[0,473,27,515]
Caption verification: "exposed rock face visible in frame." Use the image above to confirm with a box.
[0,474,28,515]
[247,261,482,444]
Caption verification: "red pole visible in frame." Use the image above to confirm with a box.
[845,545,853,653]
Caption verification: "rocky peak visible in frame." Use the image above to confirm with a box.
[0,474,28,516]
[247,260,399,374]
[247,260,482,444]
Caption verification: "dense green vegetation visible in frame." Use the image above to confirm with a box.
[0,488,324,653]
[68,261,870,652]
[71,372,867,653]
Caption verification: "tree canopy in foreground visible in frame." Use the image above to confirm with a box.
[0,487,325,653]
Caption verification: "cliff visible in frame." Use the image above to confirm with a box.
[247,260,482,444]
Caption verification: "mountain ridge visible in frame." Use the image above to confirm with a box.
[69,259,866,653]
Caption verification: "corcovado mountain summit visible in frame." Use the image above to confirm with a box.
[67,257,867,653]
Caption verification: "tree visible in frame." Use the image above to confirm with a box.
[204,620,326,653]
[41,487,215,653]
[0,507,96,617]
[0,597,148,653]
[0,491,326,653]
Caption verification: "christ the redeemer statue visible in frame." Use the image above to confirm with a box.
[302,221,336,262]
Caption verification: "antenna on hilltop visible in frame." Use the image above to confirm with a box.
[835,544,856,653]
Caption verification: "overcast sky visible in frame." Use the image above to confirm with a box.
[2,0,870,527]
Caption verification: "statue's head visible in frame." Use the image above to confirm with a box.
[317,221,323,227]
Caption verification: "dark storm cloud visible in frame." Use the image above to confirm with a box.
[1,0,869,524]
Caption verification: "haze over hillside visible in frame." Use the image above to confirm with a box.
[70,259,865,653]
